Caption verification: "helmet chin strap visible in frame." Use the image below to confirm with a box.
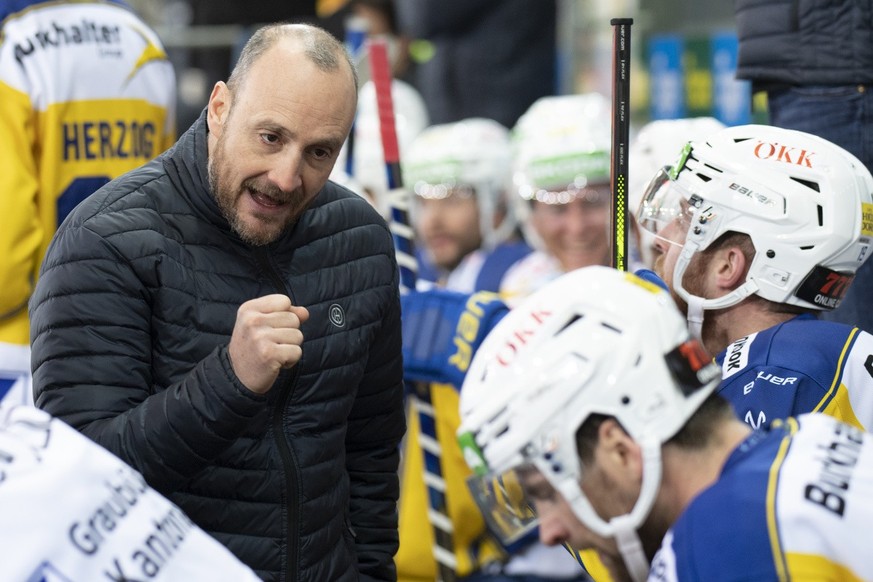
[673,241,760,340]
[609,437,665,582]
[684,294,706,340]
[565,437,663,582]
[612,520,649,582]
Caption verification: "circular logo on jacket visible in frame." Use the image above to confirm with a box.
[329,304,346,328]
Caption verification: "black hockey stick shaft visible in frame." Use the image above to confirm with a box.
[610,18,633,272]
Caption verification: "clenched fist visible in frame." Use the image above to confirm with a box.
[228,294,310,394]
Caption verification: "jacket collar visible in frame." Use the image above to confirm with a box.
[164,107,236,234]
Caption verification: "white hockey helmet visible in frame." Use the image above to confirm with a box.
[332,78,429,217]
[403,118,515,248]
[629,117,727,211]
[637,124,873,335]
[458,266,720,581]
[510,93,612,249]
[629,117,726,268]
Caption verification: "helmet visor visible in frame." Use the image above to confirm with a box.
[466,464,540,547]
[636,167,695,247]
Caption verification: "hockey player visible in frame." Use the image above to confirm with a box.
[500,94,613,306]
[0,0,176,405]
[458,266,873,582]
[398,118,586,580]
[405,117,531,292]
[638,124,873,431]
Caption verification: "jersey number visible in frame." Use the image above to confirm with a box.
[58,176,111,227]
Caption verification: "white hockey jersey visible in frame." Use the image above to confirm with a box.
[0,404,259,581]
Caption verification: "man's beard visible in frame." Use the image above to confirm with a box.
[654,252,709,316]
[207,135,304,247]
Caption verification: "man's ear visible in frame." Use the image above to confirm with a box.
[597,419,643,481]
[207,81,231,137]
[712,245,748,292]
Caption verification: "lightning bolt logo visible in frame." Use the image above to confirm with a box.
[125,24,168,85]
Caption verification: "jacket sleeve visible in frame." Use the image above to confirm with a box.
[0,79,42,344]
[30,220,267,494]
[346,272,406,581]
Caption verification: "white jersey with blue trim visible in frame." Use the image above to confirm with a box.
[0,404,260,581]
[650,413,873,581]
[715,314,873,431]
[499,250,564,308]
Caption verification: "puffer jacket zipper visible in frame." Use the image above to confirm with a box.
[256,247,302,582]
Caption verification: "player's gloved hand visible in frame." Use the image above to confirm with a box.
[401,289,509,389]
[634,268,669,291]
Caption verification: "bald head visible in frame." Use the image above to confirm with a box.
[205,22,360,246]
[227,23,358,95]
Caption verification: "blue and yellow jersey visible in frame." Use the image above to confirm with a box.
[397,383,507,581]
[0,0,175,346]
[651,414,873,581]
[715,314,873,431]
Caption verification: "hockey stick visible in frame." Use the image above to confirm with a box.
[610,18,633,272]
[369,38,416,291]
[343,16,368,177]
[368,38,457,582]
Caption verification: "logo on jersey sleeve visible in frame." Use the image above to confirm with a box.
[744,410,767,430]
[722,332,757,379]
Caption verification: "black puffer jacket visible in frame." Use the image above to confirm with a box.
[30,112,405,582]
[735,0,873,85]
